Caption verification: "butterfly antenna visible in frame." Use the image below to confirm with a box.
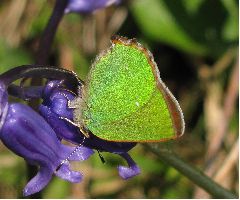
[56,136,86,171]
[97,150,105,164]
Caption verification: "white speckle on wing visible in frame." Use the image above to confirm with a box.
[135,102,140,107]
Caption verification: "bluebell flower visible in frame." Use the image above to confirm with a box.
[0,81,94,196]
[39,80,141,179]
[65,0,121,14]
[0,65,140,197]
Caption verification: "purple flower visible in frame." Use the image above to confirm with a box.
[39,80,141,179]
[0,70,140,197]
[0,81,94,196]
[65,0,121,14]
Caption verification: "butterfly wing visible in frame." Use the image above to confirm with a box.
[82,36,184,142]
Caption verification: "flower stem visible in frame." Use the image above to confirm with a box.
[35,0,68,64]
[144,143,238,199]
[29,0,68,103]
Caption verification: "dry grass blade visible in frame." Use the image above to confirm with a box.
[194,51,238,198]
[214,139,239,184]
[206,57,239,162]
[0,0,27,46]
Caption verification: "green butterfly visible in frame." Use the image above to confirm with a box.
[71,36,185,142]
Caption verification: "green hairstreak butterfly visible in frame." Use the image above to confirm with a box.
[71,36,185,142]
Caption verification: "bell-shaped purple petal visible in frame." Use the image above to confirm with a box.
[117,153,141,179]
[65,0,121,14]
[23,165,53,196]
[0,103,94,196]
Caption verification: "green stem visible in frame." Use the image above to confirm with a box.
[35,0,68,64]
[144,144,238,199]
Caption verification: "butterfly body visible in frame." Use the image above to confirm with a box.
[72,36,185,142]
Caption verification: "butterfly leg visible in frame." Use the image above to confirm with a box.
[59,116,90,138]
[117,152,141,179]
[79,126,90,138]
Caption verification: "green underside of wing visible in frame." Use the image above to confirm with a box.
[83,43,156,125]
[87,88,175,142]
[83,42,176,142]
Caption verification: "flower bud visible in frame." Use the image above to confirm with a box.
[65,0,121,14]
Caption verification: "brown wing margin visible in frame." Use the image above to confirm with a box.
[145,47,185,138]
[156,80,185,137]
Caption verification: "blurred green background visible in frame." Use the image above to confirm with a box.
[0,0,238,198]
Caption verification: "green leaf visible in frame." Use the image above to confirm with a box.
[130,0,238,58]
[221,0,239,41]
[130,0,207,55]
[182,0,205,14]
